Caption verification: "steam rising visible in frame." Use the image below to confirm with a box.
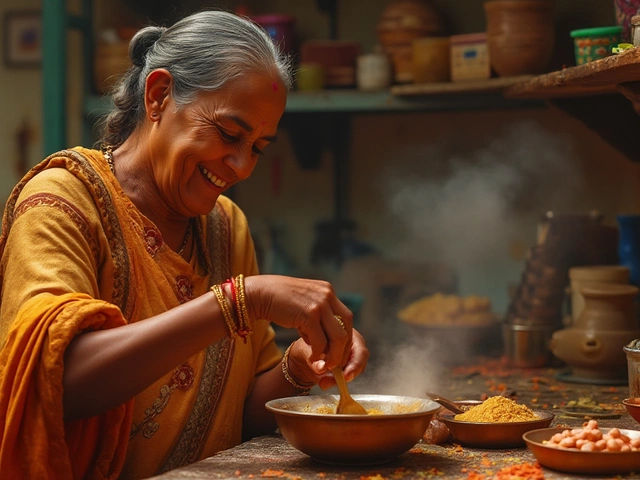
[382,120,581,269]
[351,120,581,395]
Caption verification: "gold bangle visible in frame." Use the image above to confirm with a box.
[233,274,253,342]
[211,284,238,339]
[282,343,314,395]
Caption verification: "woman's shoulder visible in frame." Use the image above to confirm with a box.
[17,166,92,203]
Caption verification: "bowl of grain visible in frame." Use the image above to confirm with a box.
[438,395,554,448]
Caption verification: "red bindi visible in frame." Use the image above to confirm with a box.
[272,82,278,92]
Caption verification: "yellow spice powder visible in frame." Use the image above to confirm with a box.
[454,396,539,423]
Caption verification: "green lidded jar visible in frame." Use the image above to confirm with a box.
[570,26,623,65]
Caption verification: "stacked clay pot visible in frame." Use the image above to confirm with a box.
[377,0,445,83]
[484,0,555,77]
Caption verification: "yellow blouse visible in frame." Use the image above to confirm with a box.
[0,147,282,479]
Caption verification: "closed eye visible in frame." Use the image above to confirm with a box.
[217,127,240,144]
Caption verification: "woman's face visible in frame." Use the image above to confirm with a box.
[147,71,287,217]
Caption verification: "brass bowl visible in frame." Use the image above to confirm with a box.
[439,410,554,448]
[524,427,640,475]
[265,394,441,465]
[623,397,640,425]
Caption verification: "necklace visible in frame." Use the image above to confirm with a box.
[178,220,193,257]
[101,144,119,174]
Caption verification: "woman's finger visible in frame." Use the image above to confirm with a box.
[296,315,327,363]
[342,329,368,382]
[318,306,348,369]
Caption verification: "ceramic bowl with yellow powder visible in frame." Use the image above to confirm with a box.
[438,396,554,448]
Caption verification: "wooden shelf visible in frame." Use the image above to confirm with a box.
[84,86,542,119]
[503,48,640,162]
[505,48,640,100]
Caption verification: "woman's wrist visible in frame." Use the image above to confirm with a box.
[211,274,253,343]
[282,342,315,395]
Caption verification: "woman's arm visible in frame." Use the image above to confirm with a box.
[62,290,229,419]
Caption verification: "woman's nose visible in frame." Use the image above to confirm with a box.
[223,151,257,181]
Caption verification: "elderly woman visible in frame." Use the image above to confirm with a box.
[0,10,368,480]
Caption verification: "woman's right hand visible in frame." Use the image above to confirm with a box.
[243,274,352,370]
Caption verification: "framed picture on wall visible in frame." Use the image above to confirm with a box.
[3,10,42,68]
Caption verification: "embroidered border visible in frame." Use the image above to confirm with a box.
[158,203,234,472]
[130,364,195,440]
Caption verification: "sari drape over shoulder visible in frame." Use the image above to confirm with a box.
[0,147,282,479]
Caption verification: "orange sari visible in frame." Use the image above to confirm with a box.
[0,148,282,479]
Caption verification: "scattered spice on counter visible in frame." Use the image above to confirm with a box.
[454,396,539,423]
[260,469,285,477]
[495,461,544,479]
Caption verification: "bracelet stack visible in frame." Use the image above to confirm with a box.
[211,274,253,343]
[282,343,314,395]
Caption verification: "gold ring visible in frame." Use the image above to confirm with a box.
[334,314,345,330]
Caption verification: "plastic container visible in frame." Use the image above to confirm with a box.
[570,26,623,65]
[449,32,490,82]
[617,214,640,285]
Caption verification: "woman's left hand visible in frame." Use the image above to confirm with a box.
[286,328,369,389]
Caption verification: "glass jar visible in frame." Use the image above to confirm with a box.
[625,339,640,397]
[632,14,640,46]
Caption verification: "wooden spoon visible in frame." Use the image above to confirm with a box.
[426,392,465,415]
[332,366,367,415]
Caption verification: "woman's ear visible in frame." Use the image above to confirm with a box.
[145,69,173,121]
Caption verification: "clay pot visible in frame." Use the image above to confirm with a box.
[94,42,131,94]
[575,283,639,330]
[568,266,630,322]
[550,283,640,380]
[377,0,445,82]
[484,0,555,77]
[551,328,640,379]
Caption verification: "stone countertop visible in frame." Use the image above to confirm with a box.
[149,358,639,480]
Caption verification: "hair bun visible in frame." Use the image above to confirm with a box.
[129,26,167,67]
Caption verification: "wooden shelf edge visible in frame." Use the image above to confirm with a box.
[390,75,534,96]
[506,48,640,100]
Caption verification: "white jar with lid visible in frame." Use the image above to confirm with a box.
[356,45,392,91]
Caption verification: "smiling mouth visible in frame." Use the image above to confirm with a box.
[199,166,227,188]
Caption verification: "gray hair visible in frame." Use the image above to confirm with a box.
[99,10,293,146]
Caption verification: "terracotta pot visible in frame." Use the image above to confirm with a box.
[550,283,640,380]
[568,265,630,322]
[484,0,555,76]
[551,328,640,379]
[377,0,445,82]
[575,283,639,331]
[377,0,444,45]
